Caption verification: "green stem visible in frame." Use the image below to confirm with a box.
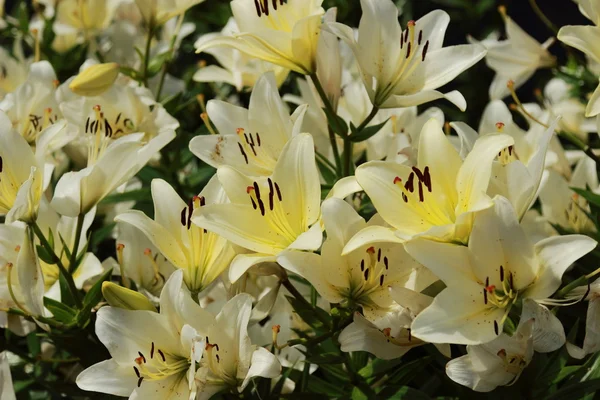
[328,127,342,176]
[342,135,353,177]
[528,0,558,35]
[281,278,330,328]
[69,214,85,274]
[558,131,600,165]
[557,275,588,298]
[356,106,379,132]
[142,24,154,86]
[30,223,82,308]
[156,13,184,101]
[309,73,337,120]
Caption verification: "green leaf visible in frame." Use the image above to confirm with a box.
[285,295,330,330]
[349,118,389,142]
[43,297,77,324]
[323,107,348,137]
[99,188,151,205]
[571,187,600,208]
[359,357,405,379]
[546,379,600,400]
[77,268,113,328]
[387,386,432,400]
[147,52,171,77]
[317,156,337,185]
[119,66,141,81]
[59,272,77,308]
[36,244,56,265]
[553,366,581,385]
[305,352,345,365]
[387,356,432,385]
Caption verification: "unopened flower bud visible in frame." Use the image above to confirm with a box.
[102,281,157,312]
[69,63,119,97]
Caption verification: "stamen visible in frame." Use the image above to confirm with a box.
[150,342,155,359]
[158,350,166,362]
[494,320,499,335]
[133,366,140,378]
[422,40,429,61]
[496,122,505,132]
[137,377,143,387]
[500,265,504,282]
[418,30,423,45]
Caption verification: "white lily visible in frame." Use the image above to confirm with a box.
[404,196,596,345]
[339,288,450,360]
[446,319,534,392]
[110,222,176,298]
[56,0,122,33]
[326,0,486,109]
[0,61,75,152]
[473,7,554,100]
[278,198,436,320]
[344,119,513,247]
[0,111,60,223]
[115,176,235,296]
[195,0,325,75]
[0,44,30,100]
[567,277,600,359]
[193,18,289,90]
[544,78,597,140]
[77,270,213,399]
[558,11,600,116]
[135,0,205,27]
[539,155,598,234]
[195,293,281,398]
[59,65,179,165]
[470,100,560,219]
[366,106,444,163]
[192,133,322,283]
[0,352,16,400]
[189,72,305,177]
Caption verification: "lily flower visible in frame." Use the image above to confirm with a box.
[559,18,600,117]
[446,319,534,392]
[192,133,322,283]
[193,18,290,90]
[472,7,554,100]
[278,198,436,320]
[56,0,122,34]
[0,352,16,400]
[0,111,63,223]
[339,288,450,359]
[0,61,74,152]
[108,222,176,298]
[77,270,213,399]
[135,0,205,27]
[195,293,281,398]
[404,196,596,345]
[115,176,235,296]
[189,72,306,177]
[325,0,486,109]
[0,44,30,100]
[50,97,175,216]
[195,0,325,75]
[344,119,514,248]
[539,156,598,234]
[567,277,600,359]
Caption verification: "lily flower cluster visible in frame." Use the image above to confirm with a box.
[1,0,600,398]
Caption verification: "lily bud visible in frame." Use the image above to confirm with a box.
[102,281,157,312]
[69,63,119,97]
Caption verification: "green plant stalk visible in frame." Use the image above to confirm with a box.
[558,131,600,165]
[156,12,185,101]
[142,23,155,86]
[281,277,331,328]
[68,214,84,274]
[31,223,82,308]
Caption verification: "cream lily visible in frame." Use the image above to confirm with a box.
[115,176,235,296]
[345,119,514,247]
[56,0,122,33]
[278,198,437,320]
[404,196,596,345]
[195,293,281,398]
[0,44,29,100]
[190,72,306,177]
[339,288,451,359]
[473,8,555,99]
[0,111,63,223]
[135,0,205,27]
[446,319,534,392]
[193,18,289,90]
[326,0,486,109]
[558,1,600,117]
[77,270,213,399]
[567,277,600,359]
[192,133,322,283]
[0,352,16,400]
[195,0,325,74]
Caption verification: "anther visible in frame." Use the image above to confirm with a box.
[133,366,140,378]
[150,342,155,359]
[158,349,166,362]
[494,320,499,335]
[500,265,504,282]
[138,352,146,363]
[422,40,429,61]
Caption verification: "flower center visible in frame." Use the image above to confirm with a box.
[0,156,22,214]
[204,336,237,386]
[482,266,518,336]
[23,108,59,145]
[497,348,527,375]
[85,105,136,165]
[381,326,423,347]
[246,178,297,245]
[253,0,286,18]
[235,128,277,171]
[133,342,190,388]
[352,246,390,302]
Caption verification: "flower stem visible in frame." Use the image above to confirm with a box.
[69,214,85,274]
[528,0,558,35]
[142,24,155,86]
[281,277,331,328]
[31,223,82,308]
[356,106,379,132]
[558,131,600,165]
[156,13,185,101]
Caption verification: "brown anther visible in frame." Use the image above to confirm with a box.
[246,186,255,194]
[506,80,515,89]
[393,176,402,184]
[205,343,216,351]
[497,348,507,358]
[93,104,101,111]
[272,324,281,334]
[236,128,245,135]
[382,327,392,337]
[366,246,375,254]
[14,245,20,252]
